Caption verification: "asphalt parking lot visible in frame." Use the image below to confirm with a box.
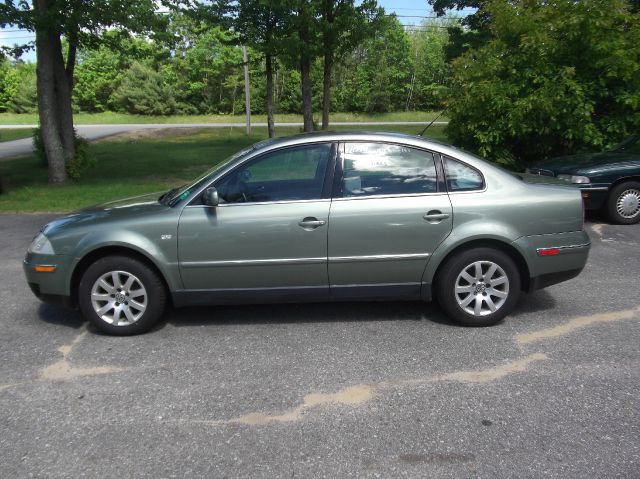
[1,213,638,478]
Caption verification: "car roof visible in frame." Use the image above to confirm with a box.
[251,130,456,155]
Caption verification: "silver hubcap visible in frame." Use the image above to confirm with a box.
[616,189,640,219]
[90,271,147,326]
[455,261,509,317]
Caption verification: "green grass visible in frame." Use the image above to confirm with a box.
[0,123,448,212]
[0,128,34,142]
[0,111,447,125]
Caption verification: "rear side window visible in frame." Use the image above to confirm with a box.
[443,156,484,192]
[339,142,438,198]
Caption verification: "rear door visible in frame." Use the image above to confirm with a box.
[328,142,453,299]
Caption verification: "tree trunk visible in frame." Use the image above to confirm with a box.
[51,34,75,162]
[321,0,335,130]
[265,53,275,138]
[34,0,69,184]
[298,5,314,133]
[300,56,313,132]
[321,48,332,130]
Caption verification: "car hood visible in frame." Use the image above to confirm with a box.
[533,152,640,174]
[44,192,170,236]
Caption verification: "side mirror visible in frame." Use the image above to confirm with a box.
[203,187,219,207]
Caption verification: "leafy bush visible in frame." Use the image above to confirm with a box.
[114,62,176,115]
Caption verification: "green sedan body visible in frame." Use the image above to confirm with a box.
[24,132,590,335]
[527,135,640,224]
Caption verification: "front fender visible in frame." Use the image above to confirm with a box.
[69,229,181,293]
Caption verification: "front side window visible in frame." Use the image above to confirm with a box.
[215,144,331,204]
[443,156,484,192]
[339,143,438,198]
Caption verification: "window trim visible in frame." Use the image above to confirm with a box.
[332,141,444,200]
[187,142,337,207]
[441,154,486,193]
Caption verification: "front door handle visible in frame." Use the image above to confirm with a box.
[299,217,326,230]
[423,211,450,222]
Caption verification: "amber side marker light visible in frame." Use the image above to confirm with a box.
[35,265,56,273]
[537,248,560,256]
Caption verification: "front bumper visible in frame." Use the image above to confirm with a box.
[23,252,74,307]
[578,186,608,210]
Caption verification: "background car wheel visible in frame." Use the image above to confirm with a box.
[606,181,640,224]
[78,255,167,335]
[435,247,521,327]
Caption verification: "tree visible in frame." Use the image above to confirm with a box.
[114,62,177,115]
[406,20,451,111]
[332,15,411,113]
[446,0,640,168]
[231,0,288,137]
[318,0,382,129]
[0,0,165,183]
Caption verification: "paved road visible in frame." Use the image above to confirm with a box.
[1,214,638,478]
[0,122,448,159]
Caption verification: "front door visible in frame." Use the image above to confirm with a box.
[178,143,334,302]
[328,142,453,299]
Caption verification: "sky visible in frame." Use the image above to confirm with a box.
[1,0,468,63]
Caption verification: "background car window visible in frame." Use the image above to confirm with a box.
[444,157,484,191]
[216,144,331,203]
[340,143,438,197]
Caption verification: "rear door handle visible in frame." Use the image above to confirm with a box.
[423,211,450,222]
[299,217,326,229]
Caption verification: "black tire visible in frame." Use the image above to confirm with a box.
[78,255,167,335]
[435,247,521,327]
[605,181,640,225]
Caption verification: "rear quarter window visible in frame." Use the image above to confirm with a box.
[443,156,485,192]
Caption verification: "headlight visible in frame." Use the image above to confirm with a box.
[28,233,55,255]
[557,174,590,184]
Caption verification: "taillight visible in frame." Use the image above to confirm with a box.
[538,248,560,256]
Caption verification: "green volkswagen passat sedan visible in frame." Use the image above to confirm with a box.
[24,132,590,335]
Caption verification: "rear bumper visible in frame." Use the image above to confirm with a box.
[512,230,590,292]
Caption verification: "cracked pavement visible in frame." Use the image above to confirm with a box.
[0,213,638,478]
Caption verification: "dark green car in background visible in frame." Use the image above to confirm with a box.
[24,132,590,335]
[527,135,640,224]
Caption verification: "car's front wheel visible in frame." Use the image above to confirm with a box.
[435,247,521,327]
[606,181,640,225]
[78,255,167,335]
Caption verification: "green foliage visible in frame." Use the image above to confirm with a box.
[406,20,453,111]
[446,0,640,168]
[65,135,93,181]
[0,58,19,112]
[114,62,176,116]
[0,62,37,113]
[333,15,412,113]
[165,26,243,114]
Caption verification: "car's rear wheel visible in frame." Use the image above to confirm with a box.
[435,248,521,327]
[78,255,167,335]
[606,181,640,224]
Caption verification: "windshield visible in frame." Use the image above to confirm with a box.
[162,145,257,207]
[610,135,640,153]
